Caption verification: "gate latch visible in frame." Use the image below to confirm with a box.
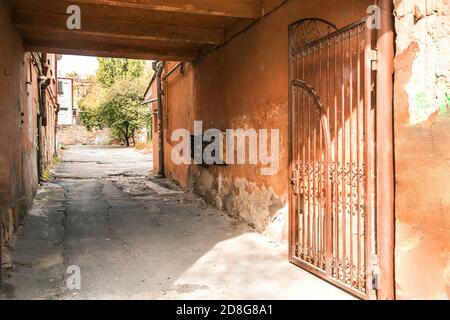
[370,49,378,71]
[371,254,380,290]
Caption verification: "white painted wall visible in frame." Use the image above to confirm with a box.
[58,78,74,125]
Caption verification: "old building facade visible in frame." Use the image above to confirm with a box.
[57,77,74,125]
[0,0,448,300]
[0,1,59,260]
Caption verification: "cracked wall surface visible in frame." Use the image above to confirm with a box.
[394,0,450,299]
[188,166,288,239]
[0,2,58,250]
[154,0,372,244]
[0,1,29,247]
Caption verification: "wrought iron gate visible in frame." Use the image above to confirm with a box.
[288,19,376,299]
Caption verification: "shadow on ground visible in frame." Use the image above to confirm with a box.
[1,145,352,300]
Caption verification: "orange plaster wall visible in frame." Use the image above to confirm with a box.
[160,0,371,197]
[393,0,450,300]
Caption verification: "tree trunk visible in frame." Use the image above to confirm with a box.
[124,123,130,147]
[132,130,136,146]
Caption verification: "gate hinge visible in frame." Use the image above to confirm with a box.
[371,254,380,290]
[370,49,378,71]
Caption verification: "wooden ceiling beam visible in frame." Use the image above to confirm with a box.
[10,0,237,29]
[23,38,200,61]
[73,0,261,19]
[13,10,224,45]
[11,0,261,19]
[21,28,205,50]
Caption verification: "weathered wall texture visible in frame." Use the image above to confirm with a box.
[57,125,112,146]
[393,0,450,299]
[40,53,59,171]
[0,2,58,247]
[0,0,29,245]
[154,0,372,244]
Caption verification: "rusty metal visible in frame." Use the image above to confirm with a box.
[290,18,338,52]
[162,62,184,81]
[289,19,377,299]
[0,206,2,287]
[376,0,395,300]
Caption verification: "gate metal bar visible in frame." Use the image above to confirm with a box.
[0,206,3,287]
[288,19,376,299]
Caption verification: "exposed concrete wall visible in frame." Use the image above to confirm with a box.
[393,0,450,299]
[0,2,58,247]
[153,0,372,244]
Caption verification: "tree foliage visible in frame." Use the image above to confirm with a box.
[96,58,145,88]
[99,78,149,146]
[65,71,82,82]
[78,58,150,146]
[78,82,106,130]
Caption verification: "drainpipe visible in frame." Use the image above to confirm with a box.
[38,71,51,181]
[55,56,60,155]
[376,0,395,300]
[39,76,51,127]
[153,61,165,177]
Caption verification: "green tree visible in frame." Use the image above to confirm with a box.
[79,76,150,146]
[78,81,106,130]
[98,77,149,146]
[96,58,145,87]
[79,58,151,146]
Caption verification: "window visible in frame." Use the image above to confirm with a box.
[58,80,64,94]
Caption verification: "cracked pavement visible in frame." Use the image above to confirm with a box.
[0,145,352,300]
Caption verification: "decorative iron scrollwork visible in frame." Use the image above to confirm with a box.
[329,162,365,186]
[290,18,338,52]
[296,160,326,202]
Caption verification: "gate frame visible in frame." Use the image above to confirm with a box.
[374,0,395,301]
[288,10,395,299]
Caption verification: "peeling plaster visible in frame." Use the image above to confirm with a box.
[394,0,450,300]
[188,165,288,242]
[406,55,450,124]
[395,0,450,125]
